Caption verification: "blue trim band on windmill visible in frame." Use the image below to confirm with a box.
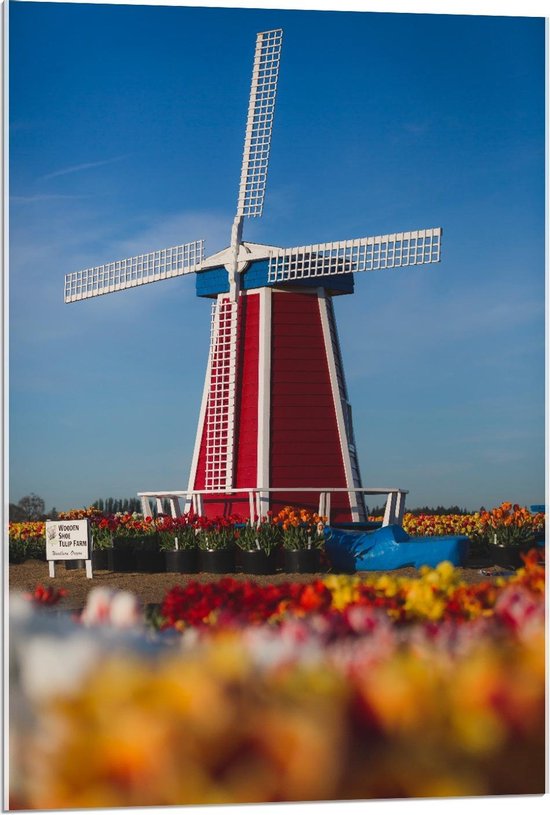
[62,27,460,571]
[195,259,355,298]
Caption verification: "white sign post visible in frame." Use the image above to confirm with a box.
[45,519,93,579]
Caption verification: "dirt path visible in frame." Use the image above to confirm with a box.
[9,558,506,612]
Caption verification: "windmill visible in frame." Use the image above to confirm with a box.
[64,28,442,524]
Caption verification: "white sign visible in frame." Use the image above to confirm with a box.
[46,519,90,561]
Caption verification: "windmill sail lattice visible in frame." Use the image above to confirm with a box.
[237,28,283,219]
[63,26,443,524]
[64,240,204,303]
[267,228,441,282]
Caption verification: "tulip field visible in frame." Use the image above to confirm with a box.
[8,498,547,807]
[8,501,546,563]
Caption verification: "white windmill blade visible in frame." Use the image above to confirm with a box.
[267,228,442,283]
[236,28,283,220]
[64,239,205,303]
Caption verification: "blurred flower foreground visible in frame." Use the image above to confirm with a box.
[9,551,545,807]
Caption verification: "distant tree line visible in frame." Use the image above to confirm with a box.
[8,494,144,522]
[91,497,142,514]
[9,494,59,522]
[369,504,472,517]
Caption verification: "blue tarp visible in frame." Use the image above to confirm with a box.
[324,524,469,572]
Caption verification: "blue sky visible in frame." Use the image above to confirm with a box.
[7,0,546,513]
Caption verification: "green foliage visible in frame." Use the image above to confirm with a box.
[9,539,27,564]
[92,527,113,551]
[144,604,165,631]
[25,537,47,561]
[196,522,237,551]
[282,527,325,551]
[158,530,197,552]
[489,525,537,548]
[235,521,282,555]
[8,537,47,563]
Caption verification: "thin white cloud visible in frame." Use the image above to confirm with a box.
[40,155,129,181]
[403,121,430,136]
[337,271,543,382]
[11,193,87,203]
[9,202,231,342]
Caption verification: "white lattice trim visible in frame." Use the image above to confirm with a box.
[236,29,283,219]
[268,228,442,282]
[64,240,204,302]
[204,296,239,491]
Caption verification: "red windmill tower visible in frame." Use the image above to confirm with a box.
[64,29,442,524]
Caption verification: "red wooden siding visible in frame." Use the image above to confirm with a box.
[269,290,352,522]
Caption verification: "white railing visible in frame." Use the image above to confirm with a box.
[137,487,408,528]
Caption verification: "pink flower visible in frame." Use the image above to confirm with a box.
[494,585,543,635]
[80,588,142,629]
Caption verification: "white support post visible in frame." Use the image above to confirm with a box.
[141,496,152,518]
[383,492,397,526]
[248,490,256,524]
[169,497,182,518]
[195,493,204,516]
[317,291,364,522]
[228,217,243,302]
[325,491,332,525]
[257,287,272,506]
[395,491,406,526]
[255,491,262,525]
[156,497,164,515]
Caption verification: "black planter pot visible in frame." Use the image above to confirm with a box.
[199,548,235,574]
[490,543,534,569]
[65,559,86,571]
[109,547,136,573]
[164,549,198,573]
[239,549,277,575]
[284,548,321,574]
[134,550,164,573]
[92,548,112,570]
